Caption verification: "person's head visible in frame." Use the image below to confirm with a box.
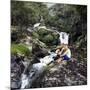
[63,44,68,48]
[61,43,64,46]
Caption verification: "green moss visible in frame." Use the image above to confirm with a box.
[11,44,31,56]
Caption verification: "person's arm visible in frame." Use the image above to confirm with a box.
[55,49,60,54]
[60,50,68,57]
[58,47,64,55]
[55,45,63,54]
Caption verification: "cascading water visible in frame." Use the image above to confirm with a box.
[20,32,69,89]
[20,52,57,89]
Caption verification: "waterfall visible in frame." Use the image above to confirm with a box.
[59,32,69,45]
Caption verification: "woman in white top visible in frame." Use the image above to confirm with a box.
[55,44,71,64]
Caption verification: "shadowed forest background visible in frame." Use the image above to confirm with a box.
[11,1,87,89]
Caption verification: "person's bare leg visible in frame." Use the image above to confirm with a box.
[62,60,67,65]
[56,58,62,64]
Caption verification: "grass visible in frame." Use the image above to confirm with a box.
[11,43,31,56]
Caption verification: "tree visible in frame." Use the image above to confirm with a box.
[11,1,50,26]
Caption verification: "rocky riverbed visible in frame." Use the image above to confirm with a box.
[11,53,87,89]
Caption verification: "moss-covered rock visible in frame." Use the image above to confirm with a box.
[42,34,54,44]
[32,28,59,46]
[32,32,39,39]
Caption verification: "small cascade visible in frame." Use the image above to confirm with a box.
[20,52,57,89]
[20,32,70,89]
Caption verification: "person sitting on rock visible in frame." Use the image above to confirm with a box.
[55,44,71,64]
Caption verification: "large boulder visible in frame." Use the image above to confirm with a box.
[32,39,48,58]
[11,55,25,89]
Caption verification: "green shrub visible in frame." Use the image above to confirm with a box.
[37,28,50,36]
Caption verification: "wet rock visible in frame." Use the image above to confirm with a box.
[32,60,87,88]
[11,55,25,89]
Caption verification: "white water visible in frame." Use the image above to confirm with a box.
[20,52,57,89]
[59,32,69,45]
[21,74,29,88]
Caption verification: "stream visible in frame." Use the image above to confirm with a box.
[20,52,57,89]
[11,32,87,89]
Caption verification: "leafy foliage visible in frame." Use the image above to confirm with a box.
[11,1,49,26]
[11,26,27,43]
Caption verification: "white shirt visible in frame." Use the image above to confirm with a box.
[66,48,71,58]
